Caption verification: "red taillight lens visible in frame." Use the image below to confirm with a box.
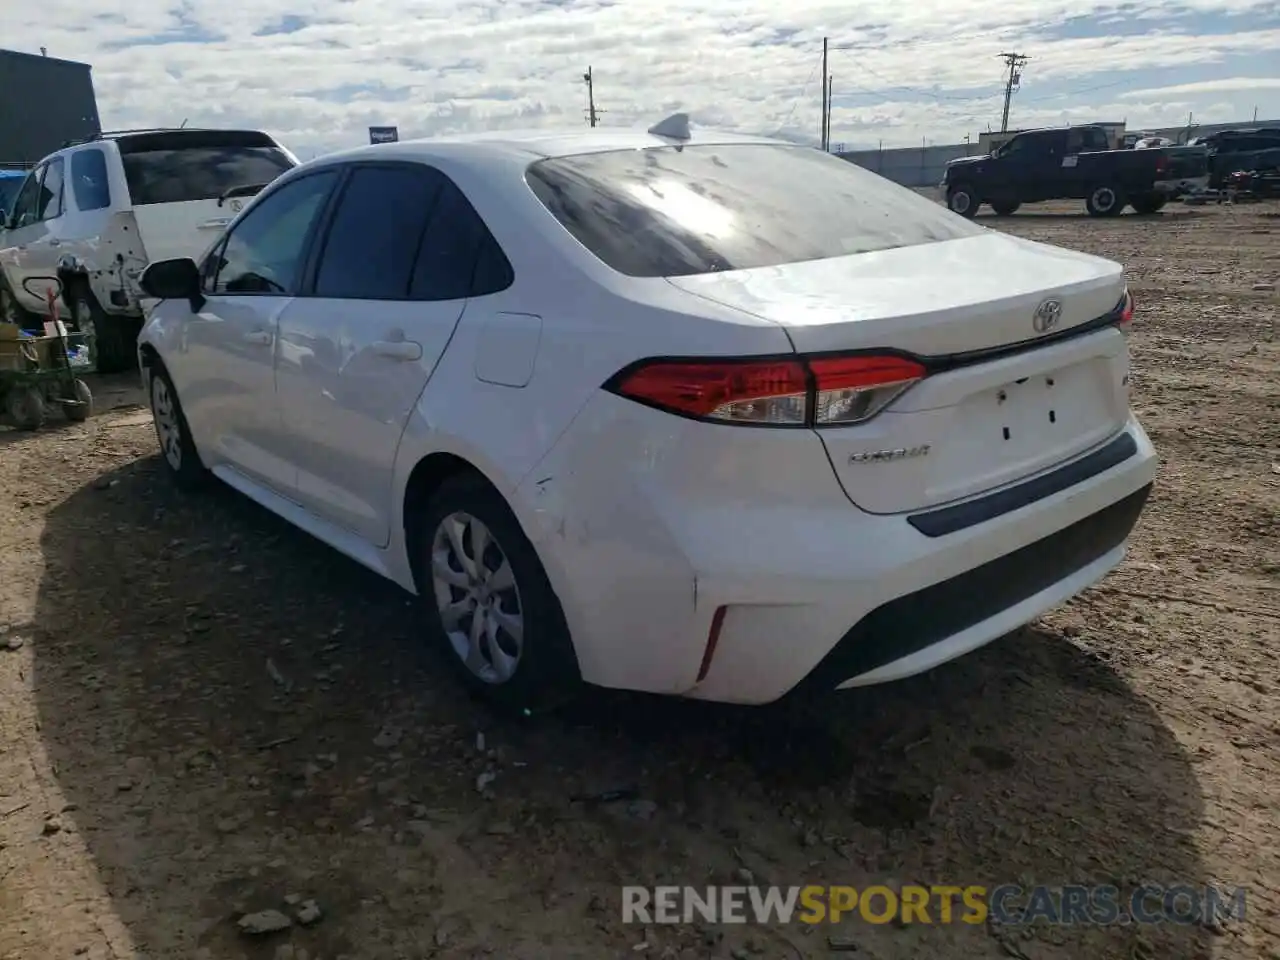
[609,353,925,427]
[1117,289,1134,332]
[807,355,926,425]
[611,359,809,424]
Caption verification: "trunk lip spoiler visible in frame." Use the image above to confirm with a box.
[604,292,1131,397]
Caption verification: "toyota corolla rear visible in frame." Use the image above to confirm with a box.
[516,137,1157,705]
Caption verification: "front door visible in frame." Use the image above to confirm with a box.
[276,162,495,545]
[167,168,340,494]
[0,163,58,315]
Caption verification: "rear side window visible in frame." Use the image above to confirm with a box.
[119,132,295,206]
[525,143,982,279]
[70,148,111,211]
[312,165,444,300]
[310,164,513,302]
[409,180,513,301]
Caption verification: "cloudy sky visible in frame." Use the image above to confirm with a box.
[8,0,1280,157]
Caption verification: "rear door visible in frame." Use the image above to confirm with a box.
[115,130,298,263]
[275,162,504,545]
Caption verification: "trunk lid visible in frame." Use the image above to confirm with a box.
[115,128,297,264]
[131,200,240,262]
[667,232,1133,515]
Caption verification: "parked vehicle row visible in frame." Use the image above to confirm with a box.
[133,116,1156,709]
[941,124,1210,218]
[0,128,298,371]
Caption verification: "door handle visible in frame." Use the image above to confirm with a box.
[371,340,422,361]
[243,330,273,345]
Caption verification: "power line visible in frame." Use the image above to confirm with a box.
[997,52,1030,132]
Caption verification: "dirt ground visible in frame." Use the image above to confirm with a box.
[1,201,1277,960]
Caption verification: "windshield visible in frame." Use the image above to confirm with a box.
[525,143,983,278]
[0,175,24,218]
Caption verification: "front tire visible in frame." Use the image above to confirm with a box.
[990,201,1021,216]
[946,185,979,218]
[417,474,580,714]
[148,362,207,489]
[1085,184,1126,217]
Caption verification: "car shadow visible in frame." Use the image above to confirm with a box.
[28,457,1215,959]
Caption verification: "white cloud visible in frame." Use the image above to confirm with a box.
[1119,76,1280,98]
[7,0,1280,154]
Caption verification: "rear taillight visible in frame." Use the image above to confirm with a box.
[608,353,925,427]
[1116,289,1134,333]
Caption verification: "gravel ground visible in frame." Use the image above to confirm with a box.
[1,201,1277,960]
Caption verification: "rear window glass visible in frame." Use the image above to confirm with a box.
[525,143,983,278]
[122,145,295,206]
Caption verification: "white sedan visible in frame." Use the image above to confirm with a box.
[136,114,1157,710]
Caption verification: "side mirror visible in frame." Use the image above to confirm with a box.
[140,257,204,311]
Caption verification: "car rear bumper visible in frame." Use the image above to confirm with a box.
[524,393,1157,705]
[683,417,1155,703]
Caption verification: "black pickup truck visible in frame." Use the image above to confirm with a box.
[1189,128,1280,188]
[940,125,1210,218]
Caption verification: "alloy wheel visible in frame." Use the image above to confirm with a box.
[430,511,525,684]
[151,375,183,470]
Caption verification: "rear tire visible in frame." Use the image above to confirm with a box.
[6,386,45,431]
[990,201,1021,216]
[946,185,979,218]
[148,362,207,489]
[69,282,140,374]
[415,474,580,715]
[1085,184,1126,217]
[1130,194,1167,215]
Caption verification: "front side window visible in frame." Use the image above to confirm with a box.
[71,148,111,212]
[212,171,337,295]
[7,167,44,228]
[525,143,983,279]
[36,158,65,221]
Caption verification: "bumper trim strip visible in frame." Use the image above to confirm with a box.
[907,430,1138,538]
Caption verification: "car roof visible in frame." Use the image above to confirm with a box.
[308,124,790,167]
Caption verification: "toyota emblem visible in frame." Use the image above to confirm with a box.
[230,199,243,213]
[1033,298,1063,333]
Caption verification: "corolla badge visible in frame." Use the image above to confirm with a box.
[848,444,931,464]
[1033,298,1063,333]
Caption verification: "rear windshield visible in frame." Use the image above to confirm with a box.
[524,143,982,278]
[120,134,295,206]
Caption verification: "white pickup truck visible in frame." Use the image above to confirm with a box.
[0,128,298,372]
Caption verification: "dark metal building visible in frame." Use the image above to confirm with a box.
[0,48,101,168]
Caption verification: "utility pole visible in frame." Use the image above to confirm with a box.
[583,66,603,127]
[820,37,828,150]
[825,75,834,151]
[997,52,1030,132]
